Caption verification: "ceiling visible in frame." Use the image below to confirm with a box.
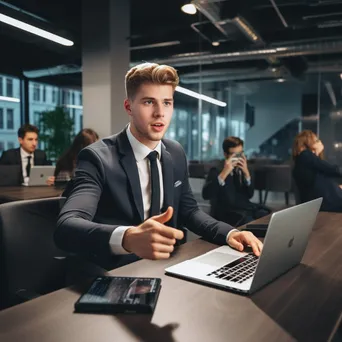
[2,0,342,88]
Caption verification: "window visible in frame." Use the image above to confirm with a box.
[0,108,3,129]
[43,86,46,102]
[6,78,13,97]
[7,142,14,149]
[0,76,3,96]
[33,83,40,101]
[79,93,82,105]
[79,114,83,130]
[62,89,69,104]
[71,92,75,105]
[7,109,14,129]
[0,141,4,153]
[52,88,57,103]
[34,111,42,129]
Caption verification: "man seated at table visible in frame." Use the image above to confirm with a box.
[55,62,263,270]
[0,124,50,184]
[202,136,270,226]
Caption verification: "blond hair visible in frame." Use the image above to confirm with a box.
[292,130,323,159]
[125,62,179,99]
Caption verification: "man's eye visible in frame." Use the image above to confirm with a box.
[144,100,153,105]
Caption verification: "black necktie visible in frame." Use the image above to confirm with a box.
[26,156,32,177]
[147,151,160,217]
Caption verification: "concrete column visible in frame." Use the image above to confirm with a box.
[82,0,130,138]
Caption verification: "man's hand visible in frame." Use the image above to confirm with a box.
[46,176,55,186]
[339,184,342,190]
[227,230,263,256]
[219,156,237,181]
[236,155,250,179]
[122,207,184,260]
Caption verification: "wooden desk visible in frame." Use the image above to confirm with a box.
[1,212,342,342]
[0,186,63,203]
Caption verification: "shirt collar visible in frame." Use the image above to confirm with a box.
[126,124,161,162]
[20,147,33,158]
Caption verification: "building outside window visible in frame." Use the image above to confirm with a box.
[0,141,4,154]
[7,141,14,149]
[33,83,40,101]
[6,78,13,97]
[7,108,14,129]
[0,108,3,129]
[0,77,3,96]
[43,85,46,102]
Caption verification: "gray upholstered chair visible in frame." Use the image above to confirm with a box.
[0,197,67,309]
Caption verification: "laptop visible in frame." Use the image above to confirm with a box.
[0,165,21,186]
[165,198,322,294]
[27,166,55,186]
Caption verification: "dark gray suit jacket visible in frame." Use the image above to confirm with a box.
[55,129,234,268]
[0,148,50,183]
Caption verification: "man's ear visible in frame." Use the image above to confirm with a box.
[124,99,132,114]
[18,137,23,145]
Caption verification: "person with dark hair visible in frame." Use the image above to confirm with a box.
[47,128,99,186]
[203,136,270,226]
[0,123,49,184]
[292,130,342,212]
[54,63,262,270]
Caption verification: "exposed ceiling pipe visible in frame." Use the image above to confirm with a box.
[23,64,81,78]
[269,0,289,27]
[150,40,342,67]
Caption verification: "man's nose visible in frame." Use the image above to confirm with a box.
[153,103,164,117]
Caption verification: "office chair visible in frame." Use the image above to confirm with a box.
[0,197,68,309]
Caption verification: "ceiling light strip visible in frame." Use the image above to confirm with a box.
[0,13,74,46]
[176,86,227,107]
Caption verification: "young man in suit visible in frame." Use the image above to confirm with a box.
[55,63,263,269]
[0,124,49,184]
[203,137,270,226]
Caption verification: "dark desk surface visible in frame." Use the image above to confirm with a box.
[0,186,63,203]
[1,212,342,342]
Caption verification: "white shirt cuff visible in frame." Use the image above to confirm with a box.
[245,177,251,186]
[217,175,225,186]
[226,229,239,244]
[109,226,133,255]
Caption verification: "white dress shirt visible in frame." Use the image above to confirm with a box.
[20,147,34,185]
[109,126,238,255]
[109,125,163,254]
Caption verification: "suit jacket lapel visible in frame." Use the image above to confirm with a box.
[161,143,174,226]
[117,130,144,222]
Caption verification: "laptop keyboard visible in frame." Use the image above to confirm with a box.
[207,254,259,283]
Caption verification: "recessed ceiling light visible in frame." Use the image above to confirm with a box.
[181,4,197,15]
[277,78,285,82]
[271,67,277,72]
[212,41,220,47]
[340,73,342,80]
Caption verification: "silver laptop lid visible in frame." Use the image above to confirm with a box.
[250,198,322,293]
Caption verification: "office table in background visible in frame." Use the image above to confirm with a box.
[0,186,63,203]
[1,212,342,342]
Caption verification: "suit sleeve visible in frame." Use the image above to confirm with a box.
[0,151,10,165]
[55,148,118,258]
[299,150,342,177]
[178,151,234,245]
[242,177,254,199]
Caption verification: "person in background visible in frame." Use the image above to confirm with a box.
[292,130,342,212]
[47,128,99,186]
[0,123,50,184]
[202,136,271,226]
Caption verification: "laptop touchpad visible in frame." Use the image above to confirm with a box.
[196,252,239,267]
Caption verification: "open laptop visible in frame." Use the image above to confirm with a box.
[0,165,21,186]
[27,166,55,186]
[165,198,322,294]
